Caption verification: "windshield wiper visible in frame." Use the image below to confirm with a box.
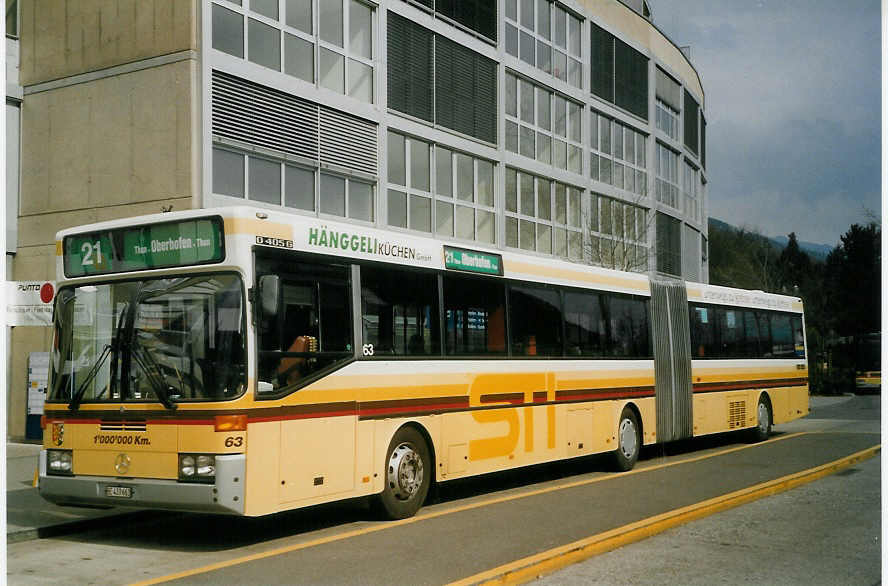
[130,344,178,410]
[68,344,112,411]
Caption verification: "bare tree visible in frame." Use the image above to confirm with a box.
[584,192,654,273]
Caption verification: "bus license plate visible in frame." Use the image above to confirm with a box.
[105,486,132,499]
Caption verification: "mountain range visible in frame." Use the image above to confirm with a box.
[709,218,833,261]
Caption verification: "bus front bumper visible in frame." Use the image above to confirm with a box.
[37,451,245,515]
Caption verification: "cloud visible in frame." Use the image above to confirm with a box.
[653,0,880,244]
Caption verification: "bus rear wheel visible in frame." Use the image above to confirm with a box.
[748,396,772,442]
[374,426,431,520]
[611,408,640,471]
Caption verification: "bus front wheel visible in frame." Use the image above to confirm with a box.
[611,408,641,472]
[374,426,431,520]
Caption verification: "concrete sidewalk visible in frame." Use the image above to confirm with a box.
[4,394,855,543]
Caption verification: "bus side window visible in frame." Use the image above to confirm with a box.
[443,275,507,356]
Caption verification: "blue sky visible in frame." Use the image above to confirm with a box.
[651,0,880,246]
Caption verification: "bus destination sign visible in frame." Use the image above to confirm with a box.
[64,217,225,277]
[443,246,503,276]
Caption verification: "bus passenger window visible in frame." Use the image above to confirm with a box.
[769,313,794,358]
[791,316,805,358]
[443,275,506,356]
[607,295,651,358]
[690,304,717,358]
[256,257,353,392]
[509,285,562,357]
[361,266,440,356]
[564,291,606,356]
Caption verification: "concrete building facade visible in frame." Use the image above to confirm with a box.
[7,0,708,440]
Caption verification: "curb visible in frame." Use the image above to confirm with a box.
[454,444,881,585]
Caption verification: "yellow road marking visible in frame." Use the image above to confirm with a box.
[451,443,881,586]
[131,432,806,585]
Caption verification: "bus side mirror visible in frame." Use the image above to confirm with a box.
[258,275,280,321]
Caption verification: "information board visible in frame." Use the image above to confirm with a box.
[443,246,503,276]
[64,217,224,277]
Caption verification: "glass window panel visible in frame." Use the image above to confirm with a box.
[285,33,314,82]
[569,57,581,88]
[409,194,431,232]
[625,131,635,164]
[554,50,567,81]
[506,216,519,248]
[537,88,551,130]
[410,139,430,192]
[519,126,535,159]
[477,159,494,207]
[455,205,474,240]
[505,73,518,117]
[608,296,650,357]
[320,0,343,47]
[600,197,612,235]
[554,183,566,224]
[554,7,566,48]
[213,5,244,58]
[436,201,454,236]
[625,166,635,193]
[348,59,373,102]
[248,18,280,70]
[506,120,519,153]
[456,153,474,202]
[506,0,517,21]
[568,145,582,174]
[520,31,535,65]
[477,210,495,244]
[519,219,536,251]
[589,153,600,181]
[569,102,581,142]
[537,224,552,254]
[213,148,244,197]
[520,0,534,29]
[555,227,567,256]
[436,146,452,197]
[361,266,440,356]
[348,180,373,221]
[519,172,534,216]
[637,134,646,166]
[537,178,551,220]
[388,133,406,186]
[519,79,534,123]
[249,157,280,204]
[349,0,372,59]
[510,285,562,356]
[387,189,407,227]
[614,123,623,160]
[536,134,551,165]
[588,194,598,231]
[554,97,566,137]
[600,116,611,154]
[568,231,582,260]
[286,0,312,34]
[505,168,518,213]
[590,111,598,149]
[564,290,605,356]
[600,157,612,184]
[613,162,624,189]
[537,41,551,75]
[251,0,278,20]
[319,173,346,216]
[554,139,567,170]
[506,23,519,57]
[569,15,581,56]
[568,188,581,227]
[443,274,507,356]
[319,47,345,93]
[285,165,315,210]
[537,0,550,40]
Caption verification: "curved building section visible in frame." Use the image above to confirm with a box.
[203,0,708,281]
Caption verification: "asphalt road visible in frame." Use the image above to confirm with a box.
[6,395,880,585]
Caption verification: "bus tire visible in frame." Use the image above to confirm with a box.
[749,396,772,442]
[611,408,641,472]
[374,426,431,520]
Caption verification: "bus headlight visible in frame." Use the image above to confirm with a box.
[178,453,215,483]
[47,449,73,475]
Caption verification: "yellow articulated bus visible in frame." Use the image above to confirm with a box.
[40,207,809,519]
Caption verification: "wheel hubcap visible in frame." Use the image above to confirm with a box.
[387,442,423,501]
[619,418,638,459]
[758,402,769,433]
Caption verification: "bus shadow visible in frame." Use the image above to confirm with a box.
[53,429,768,552]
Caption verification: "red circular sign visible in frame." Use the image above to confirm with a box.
[40,282,55,304]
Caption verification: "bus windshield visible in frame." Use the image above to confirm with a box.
[49,274,246,405]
